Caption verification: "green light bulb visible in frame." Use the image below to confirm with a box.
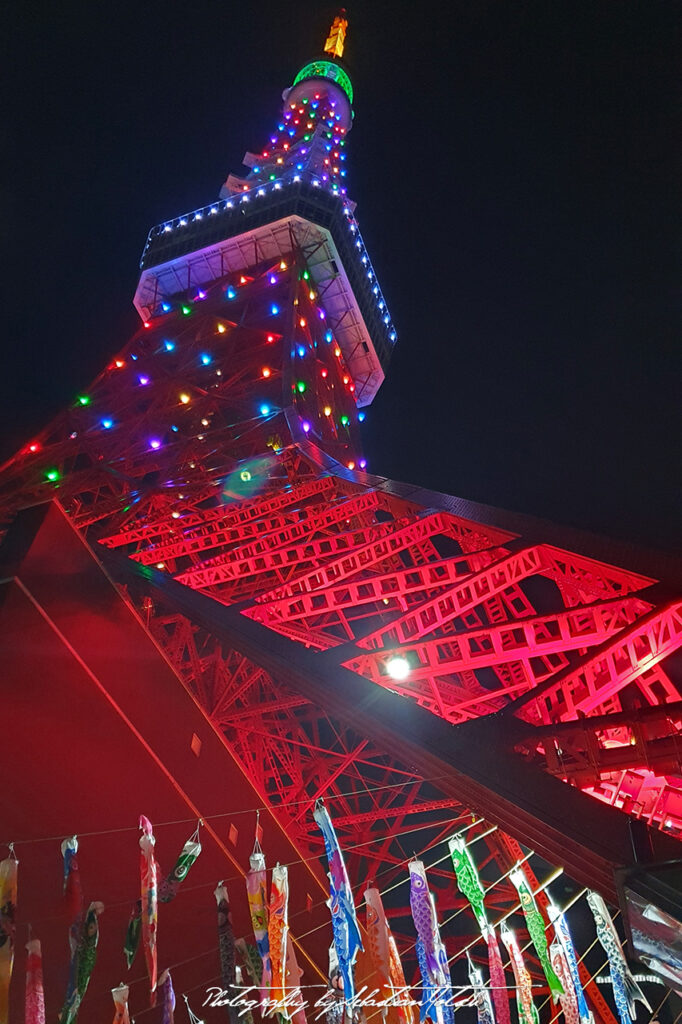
[182,305,191,316]
[296,381,306,393]
[46,469,60,482]
[340,415,349,426]
[302,270,310,280]
[77,395,90,406]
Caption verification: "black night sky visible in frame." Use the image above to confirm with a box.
[4,1,679,551]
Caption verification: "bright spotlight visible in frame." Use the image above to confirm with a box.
[386,656,410,681]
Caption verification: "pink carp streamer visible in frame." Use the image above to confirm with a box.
[550,940,580,1024]
[483,925,511,1024]
[0,850,18,1024]
[365,885,415,1024]
[139,815,159,1004]
[500,923,538,1024]
[246,838,271,1004]
[25,937,46,1024]
[111,982,131,1024]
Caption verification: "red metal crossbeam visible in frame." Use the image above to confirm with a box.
[356,545,652,652]
[509,600,682,721]
[246,547,509,627]
[145,488,383,566]
[346,595,652,690]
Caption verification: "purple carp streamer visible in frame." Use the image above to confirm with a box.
[409,860,453,1024]
[139,815,158,1003]
[587,892,650,1024]
[483,926,511,1024]
[25,937,46,1024]
[500,922,538,1024]
[550,940,579,1024]
[158,968,176,1024]
[313,799,363,1006]
[509,868,562,1002]
[111,982,131,1024]
[58,900,104,1024]
[547,903,593,1024]
[466,953,495,1024]
[0,851,18,1024]
[246,838,271,1003]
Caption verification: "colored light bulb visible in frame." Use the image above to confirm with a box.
[296,381,306,393]
[217,323,226,333]
[101,418,114,429]
[161,302,172,312]
[77,395,90,406]
[201,354,211,365]
[149,438,162,450]
[182,305,191,315]
[271,304,279,315]
[179,393,190,404]
[323,406,332,416]
[46,468,60,482]
[260,404,271,416]
[262,367,271,378]
[340,415,349,426]
[164,340,175,351]
[138,375,150,385]
[359,458,367,469]
[302,420,311,433]
[226,286,237,299]
[297,345,306,358]
[358,411,366,422]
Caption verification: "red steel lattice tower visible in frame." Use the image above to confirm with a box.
[1,11,681,1017]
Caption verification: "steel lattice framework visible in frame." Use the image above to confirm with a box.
[1,12,681,1023]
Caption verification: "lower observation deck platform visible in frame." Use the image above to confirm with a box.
[134,179,396,406]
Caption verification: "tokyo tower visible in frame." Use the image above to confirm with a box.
[1,10,681,1021]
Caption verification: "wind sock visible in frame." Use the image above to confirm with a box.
[245,836,271,1003]
[409,860,453,1024]
[365,886,390,986]
[500,922,538,1024]
[509,868,562,1001]
[0,850,18,1024]
[313,799,363,1005]
[284,929,307,1024]
[158,968,176,1024]
[25,938,46,1024]
[125,826,201,970]
[58,900,104,1024]
[215,883,238,1024]
[111,982,131,1024]
[159,826,202,903]
[448,836,488,933]
[123,902,142,970]
[550,939,579,1024]
[139,815,158,1003]
[59,838,84,1024]
[466,953,495,1024]
[269,864,291,1013]
[389,934,416,1024]
[587,892,650,1024]
[483,925,511,1024]
[547,903,593,1024]
[366,885,415,1024]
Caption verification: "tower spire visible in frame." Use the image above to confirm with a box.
[220,13,353,199]
[323,9,348,59]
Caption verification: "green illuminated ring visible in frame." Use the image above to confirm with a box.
[292,60,353,105]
